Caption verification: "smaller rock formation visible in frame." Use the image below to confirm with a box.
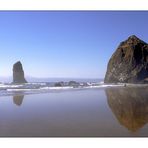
[13,61,27,83]
[54,81,64,87]
[68,81,79,87]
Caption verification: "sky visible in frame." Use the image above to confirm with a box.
[0,11,148,79]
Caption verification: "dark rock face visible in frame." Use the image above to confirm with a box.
[13,61,27,83]
[105,87,148,132]
[104,35,148,83]
[54,81,64,87]
[68,81,80,87]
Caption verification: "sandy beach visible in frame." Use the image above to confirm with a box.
[0,86,147,137]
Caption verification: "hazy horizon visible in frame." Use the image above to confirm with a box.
[0,75,103,83]
[1,11,148,78]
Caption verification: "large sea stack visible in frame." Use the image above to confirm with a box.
[104,35,148,83]
[13,61,27,83]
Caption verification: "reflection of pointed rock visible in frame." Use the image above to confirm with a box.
[105,87,148,132]
[13,61,27,83]
[13,95,24,106]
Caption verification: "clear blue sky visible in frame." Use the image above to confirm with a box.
[0,11,148,78]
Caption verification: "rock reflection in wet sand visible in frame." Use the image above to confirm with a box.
[13,95,24,106]
[105,87,148,132]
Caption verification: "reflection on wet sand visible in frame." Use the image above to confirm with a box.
[13,95,24,106]
[105,87,148,132]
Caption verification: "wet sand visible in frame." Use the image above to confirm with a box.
[0,86,147,137]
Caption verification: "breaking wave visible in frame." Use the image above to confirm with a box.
[0,81,144,96]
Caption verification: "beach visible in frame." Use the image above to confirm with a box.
[0,85,147,137]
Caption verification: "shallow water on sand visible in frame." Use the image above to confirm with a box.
[0,87,148,137]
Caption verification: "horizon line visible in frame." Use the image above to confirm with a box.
[0,76,104,79]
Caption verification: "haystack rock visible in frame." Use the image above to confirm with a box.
[104,35,148,83]
[13,61,27,83]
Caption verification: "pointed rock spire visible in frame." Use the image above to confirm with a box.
[13,61,27,83]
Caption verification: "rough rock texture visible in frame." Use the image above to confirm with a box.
[13,61,27,83]
[104,35,148,83]
[105,87,148,132]
[54,81,64,87]
[68,81,80,87]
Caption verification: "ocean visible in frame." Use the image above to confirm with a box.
[0,78,104,96]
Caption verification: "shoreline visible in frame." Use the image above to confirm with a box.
[0,83,148,97]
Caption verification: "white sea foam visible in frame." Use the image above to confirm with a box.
[99,81,104,84]
[40,86,73,90]
[7,89,39,92]
[6,84,124,92]
[1,81,144,96]
[0,84,23,88]
[27,82,46,85]
[84,84,124,88]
